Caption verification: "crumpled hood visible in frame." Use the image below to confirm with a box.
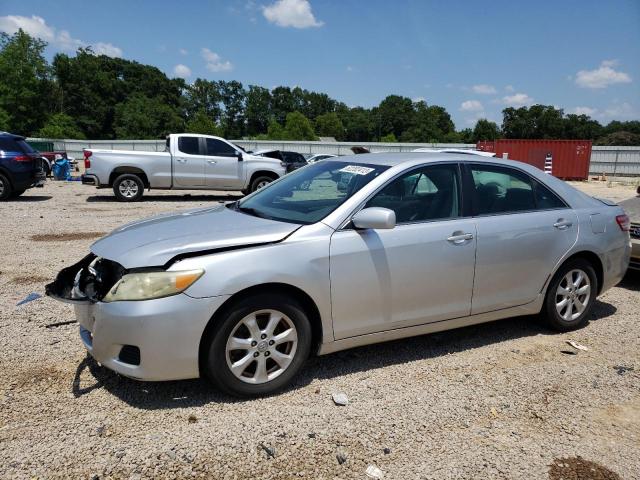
[91,204,299,268]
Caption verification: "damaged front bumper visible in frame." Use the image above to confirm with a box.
[46,255,230,381]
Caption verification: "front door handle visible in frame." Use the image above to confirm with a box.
[554,219,573,230]
[207,160,217,164]
[176,157,187,163]
[447,232,474,244]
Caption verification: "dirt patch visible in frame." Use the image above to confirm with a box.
[30,232,106,242]
[9,275,50,284]
[549,457,621,480]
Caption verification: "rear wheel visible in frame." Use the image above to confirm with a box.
[250,175,275,193]
[113,173,144,202]
[543,259,597,332]
[203,293,312,397]
[0,173,12,201]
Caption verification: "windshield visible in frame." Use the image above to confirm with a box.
[236,160,389,224]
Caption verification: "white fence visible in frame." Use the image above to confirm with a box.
[29,138,640,177]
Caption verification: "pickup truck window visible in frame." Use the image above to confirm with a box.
[206,138,236,157]
[178,136,201,155]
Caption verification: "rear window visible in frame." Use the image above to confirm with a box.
[178,136,201,155]
[0,138,17,151]
[16,140,36,154]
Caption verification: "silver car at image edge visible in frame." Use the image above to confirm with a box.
[47,153,631,397]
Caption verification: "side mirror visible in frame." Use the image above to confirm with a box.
[352,207,396,230]
[237,151,243,161]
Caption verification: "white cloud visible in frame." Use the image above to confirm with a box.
[460,100,484,112]
[173,64,192,79]
[575,60,631,89]
[502,93,534,107]
[262,0,323,28]
[179,48,188,56]
[602,102,636,119]
[93,42,123,57]
[201,48,233,72]
[471,84,497,95]
[413,96,426,103]
[505,85,515,92]
[571,106,597,116]
[346,65,355,72]
[0,14,122,57]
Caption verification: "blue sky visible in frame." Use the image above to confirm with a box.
[1,0,639,129]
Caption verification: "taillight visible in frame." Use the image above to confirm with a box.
[616,214,630,231]
[14,155,32,162]
[84,150,92,169]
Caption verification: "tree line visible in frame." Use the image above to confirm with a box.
[1,29,638,145]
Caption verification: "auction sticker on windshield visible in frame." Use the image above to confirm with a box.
[339,165,375,175]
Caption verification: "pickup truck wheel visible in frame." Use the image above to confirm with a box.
[0,173,12,201]
[203,293,312,397]
[250,175,274,193]
[113,174,144,202]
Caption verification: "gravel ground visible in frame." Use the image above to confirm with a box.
[1,180,639,480]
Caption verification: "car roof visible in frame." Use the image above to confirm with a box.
[331,151,502,166]
[0,131,25,140]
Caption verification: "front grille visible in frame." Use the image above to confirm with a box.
[630,223,640,240]
[118,345,141,365]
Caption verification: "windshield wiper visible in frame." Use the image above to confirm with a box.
[235,202,272,220]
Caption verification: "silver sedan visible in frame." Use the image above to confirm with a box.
[47,153,631,397]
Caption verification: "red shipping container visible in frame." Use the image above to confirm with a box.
[476,139,592,180]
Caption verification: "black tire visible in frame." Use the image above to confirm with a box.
[0,173,12,201]
[250,175,275,193]
[10,189,26,198]
[543,258,597,332]
[112,173,144,202]
[203,293,312,397]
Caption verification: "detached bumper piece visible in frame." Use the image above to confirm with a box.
[46,254,126,303]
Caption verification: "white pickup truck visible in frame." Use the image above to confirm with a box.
[81,134,287,201]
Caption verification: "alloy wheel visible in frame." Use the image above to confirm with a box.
[555,269,591,321]
[256,180,270,189]
[225,309,298,384]
[118,179,139,198]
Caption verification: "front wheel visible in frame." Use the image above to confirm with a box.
[543,259,597,332]
[250,175,275,193]
[113,174,144,202]
[203,293,312,397]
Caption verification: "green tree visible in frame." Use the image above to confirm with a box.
[563,114,602,139]
[472,119,501,141]
[184,79,223,123]
[502,105,565,139]
[245,85,272,136]
[283,111,317,140]
[377,95,414,138]
[595,131,640,146]
[267,119,286,140]
[380,133,397,142]
[114,94,183,139]
[185,110,222,135]
[315,112,344,139]
[339,107,372,142]
[0,29,53,135]
[38,113,85,139]
[271,86,295,125]
[219,80,246,138]
[0,107,10,131]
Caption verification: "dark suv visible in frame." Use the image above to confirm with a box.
[0,132,46,200]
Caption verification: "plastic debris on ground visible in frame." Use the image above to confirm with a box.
[16,292,42,306]
[566,340,589,351]
[365,464,384,479]
[332,393,348,406]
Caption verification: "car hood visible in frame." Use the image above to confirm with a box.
[91,204,300,268]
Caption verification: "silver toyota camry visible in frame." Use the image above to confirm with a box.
[47,153,631,397]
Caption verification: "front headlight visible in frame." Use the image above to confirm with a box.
[102,269,204,302]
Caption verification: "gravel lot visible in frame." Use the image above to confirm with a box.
[1,180,639,480]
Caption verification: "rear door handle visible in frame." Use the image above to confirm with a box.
[207,160,217,164]
[176,157,187,163]
[554,219,573,230]
[447,232,474,244]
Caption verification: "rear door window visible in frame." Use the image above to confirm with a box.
[469,164,537,215]
[178,136,201,155]
[206,138,237,156]
[0,138,17,152]
[534,181,567,209]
